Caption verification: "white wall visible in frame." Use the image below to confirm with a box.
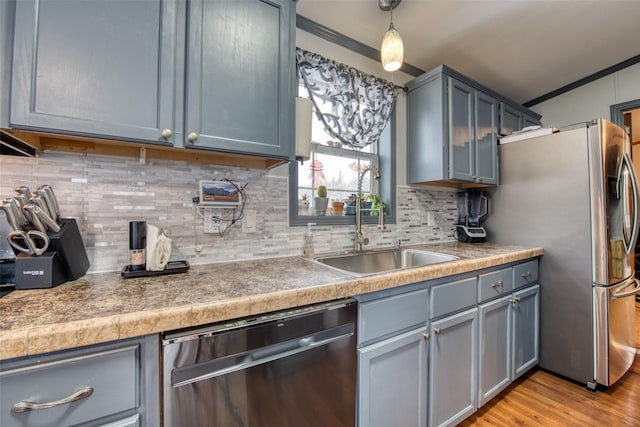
[529,62,640,128]
[295,29,414,184]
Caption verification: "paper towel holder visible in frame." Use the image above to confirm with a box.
[295,97,313,164]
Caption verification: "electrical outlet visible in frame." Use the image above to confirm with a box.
[204,215,221,234]
[243,210,257,233]
[427,211,436,226]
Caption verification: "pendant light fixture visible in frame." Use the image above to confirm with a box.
[379,0,403,72]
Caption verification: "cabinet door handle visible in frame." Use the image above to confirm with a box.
[423,332,431,341]
[12,386,94,413]
[434,327,441,335]
[161,128,173,138]
[187,132,199,142]
[511,297,521,305]
[491,280,504,288]
[477,177,483,182]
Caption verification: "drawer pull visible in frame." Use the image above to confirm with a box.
[491,280,504,288]
[434,327,442,335]
[521,271,532,280]
[12,386,94,413]
[511,297,521,305]
[423,333,431,341]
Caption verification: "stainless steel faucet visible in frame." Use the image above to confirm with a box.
[354,165,385,252]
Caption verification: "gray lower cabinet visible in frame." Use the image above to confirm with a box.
[0,335,159,427]
[406,65,541,187]
[428,307,478,427]
[357,286,429,427]
[512,284,540,379]
[10,0,295,160]
[478,294,512,406]
[478,273,539,407]
[358,327,428,427]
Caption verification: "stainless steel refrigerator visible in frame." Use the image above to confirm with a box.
[486,118,640,388]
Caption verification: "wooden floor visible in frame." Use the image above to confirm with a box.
[459,302,640,426]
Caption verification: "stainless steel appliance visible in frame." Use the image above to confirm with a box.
[456,190,489,243]
[162,299,357,426]
[486,119,640,388]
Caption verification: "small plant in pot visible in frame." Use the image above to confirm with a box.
[331,198,345,216]
[313,185,329,216]
[298,194,310,216]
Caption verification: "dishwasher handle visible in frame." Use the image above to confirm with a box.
[171,323,355,387]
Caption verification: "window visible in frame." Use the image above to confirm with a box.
[289,89,396,226]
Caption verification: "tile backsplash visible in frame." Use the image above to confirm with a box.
[0,152,457,272]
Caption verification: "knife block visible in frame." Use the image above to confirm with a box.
[14,251,66,289]
[47,218,90,281]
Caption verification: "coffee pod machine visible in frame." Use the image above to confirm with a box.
[456,191,489,243]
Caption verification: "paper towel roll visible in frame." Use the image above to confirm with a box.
[295,97,313,160]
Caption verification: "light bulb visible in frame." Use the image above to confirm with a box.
[381,23,403,72]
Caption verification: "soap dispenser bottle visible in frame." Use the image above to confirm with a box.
[302,223,316,257]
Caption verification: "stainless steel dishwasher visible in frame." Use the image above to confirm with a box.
[162,298,357,426]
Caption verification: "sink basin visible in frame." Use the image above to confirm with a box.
[313,248,459,276]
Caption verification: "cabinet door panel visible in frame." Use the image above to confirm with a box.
[499,103,523,136]
[448,78,475,182]
[474,92,498,185]
[11,0,176,143]
[429,308,477,427]
[512,285,540,379]
[359,328,428,427]
[185,0,292,158]
[478,295,511,407]
[523,114,542,129]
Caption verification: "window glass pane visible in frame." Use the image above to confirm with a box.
[297,152,375,217]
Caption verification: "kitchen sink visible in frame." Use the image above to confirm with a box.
[313,248,459,276]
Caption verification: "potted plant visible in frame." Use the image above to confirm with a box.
[313,185,329,216]
[331,198,345,216]
[369,194,385,216]
[298,194,310,216]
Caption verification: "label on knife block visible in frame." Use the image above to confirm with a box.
[14,252,66,289]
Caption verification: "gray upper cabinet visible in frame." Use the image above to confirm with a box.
[499,103,542,136]
[406,65,540,187]
[10,0,295,160]
[10,0,177,144]
[184,0,294,158]
[448,79,498,185]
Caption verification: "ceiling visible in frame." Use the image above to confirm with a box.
[296,0,640,106]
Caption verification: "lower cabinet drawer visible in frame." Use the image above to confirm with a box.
[0,344,139,427]
[514,259,539,288]
[359,288,429,345]
[430,277,477,319]
[478,267,514,302]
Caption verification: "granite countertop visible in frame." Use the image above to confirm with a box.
[0,242,543,360]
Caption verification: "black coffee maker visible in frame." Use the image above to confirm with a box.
[456,191,489,243]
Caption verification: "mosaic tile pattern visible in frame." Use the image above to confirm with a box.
[0,152,458,272]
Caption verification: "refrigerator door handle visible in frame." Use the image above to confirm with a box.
[617,152,640,254]
[612,277,640,299]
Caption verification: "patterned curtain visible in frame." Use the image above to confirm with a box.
[296,48,402,150]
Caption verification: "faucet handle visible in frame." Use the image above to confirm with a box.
[377,205,386,230]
